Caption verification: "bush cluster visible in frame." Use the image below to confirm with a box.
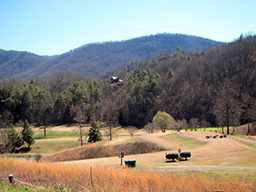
[165,151,191,162]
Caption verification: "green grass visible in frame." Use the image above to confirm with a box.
[0,183,76,192]
[0,141,84,157]
[121,137,145,144]
[179,138,206,149]
[161,133,184,143]
[179,127,226,132]
[0,183,42,192]
[0,153,36,159]
[209,162,222,166]
[33,131,76,139]
[30,141,83,154]
[33,131,141,140]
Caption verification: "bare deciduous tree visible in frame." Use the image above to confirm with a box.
[104,102,118,141]
[127,126,138,137]
[40,107,54,137]
[171,118,188,132]
[211,79,241,134]
[180,118,188,132]
[200,119,210,128]
[144,123,155,134]
[241,94,256,135]
[189,118,199,131]
[170,121,182,132]
[73,104,87,146]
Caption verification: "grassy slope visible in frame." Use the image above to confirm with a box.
[161,133,206,150]
[31,141,81,154]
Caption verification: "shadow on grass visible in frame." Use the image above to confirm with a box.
[165,158,190,163]
[165,160,178,163]
[179,158,190,161]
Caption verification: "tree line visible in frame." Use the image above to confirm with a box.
[0,35,256,137]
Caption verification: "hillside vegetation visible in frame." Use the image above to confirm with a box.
[0,35,255,132]
[0,49,49,80]
[0,33,223,80]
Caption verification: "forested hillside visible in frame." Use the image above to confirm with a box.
[0,35,255,133]
[0,33,223,80]
[0,49,49,80]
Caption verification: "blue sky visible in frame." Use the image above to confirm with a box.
[0,0,255,55]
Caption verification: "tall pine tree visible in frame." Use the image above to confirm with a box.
[88,119,102,143]
[22,119,35,149]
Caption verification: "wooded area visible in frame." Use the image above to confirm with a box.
[0,35,256,134]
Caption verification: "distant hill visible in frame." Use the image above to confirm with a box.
[0,33,225,80]
[0,49,49,80]
[41,54,59,59]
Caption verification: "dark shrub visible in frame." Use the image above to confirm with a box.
[124,159,136,168]
[166,153,179,161]
[180,152,191,160]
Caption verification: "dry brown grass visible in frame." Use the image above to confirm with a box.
[0,158,255,192]
[247,136,256,140]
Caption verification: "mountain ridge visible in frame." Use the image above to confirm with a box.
[0,33,225,80]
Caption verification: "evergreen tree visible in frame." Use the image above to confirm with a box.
[167,68,174,78]
[88,119,102,143]
[22,119,35,149]
[8,126,23,152]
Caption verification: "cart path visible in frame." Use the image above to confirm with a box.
[232,136,256,144]
[134,166,256,171]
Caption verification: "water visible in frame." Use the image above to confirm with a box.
[14,157,35,162]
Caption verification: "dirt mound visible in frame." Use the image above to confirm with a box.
[42,141,165,162]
